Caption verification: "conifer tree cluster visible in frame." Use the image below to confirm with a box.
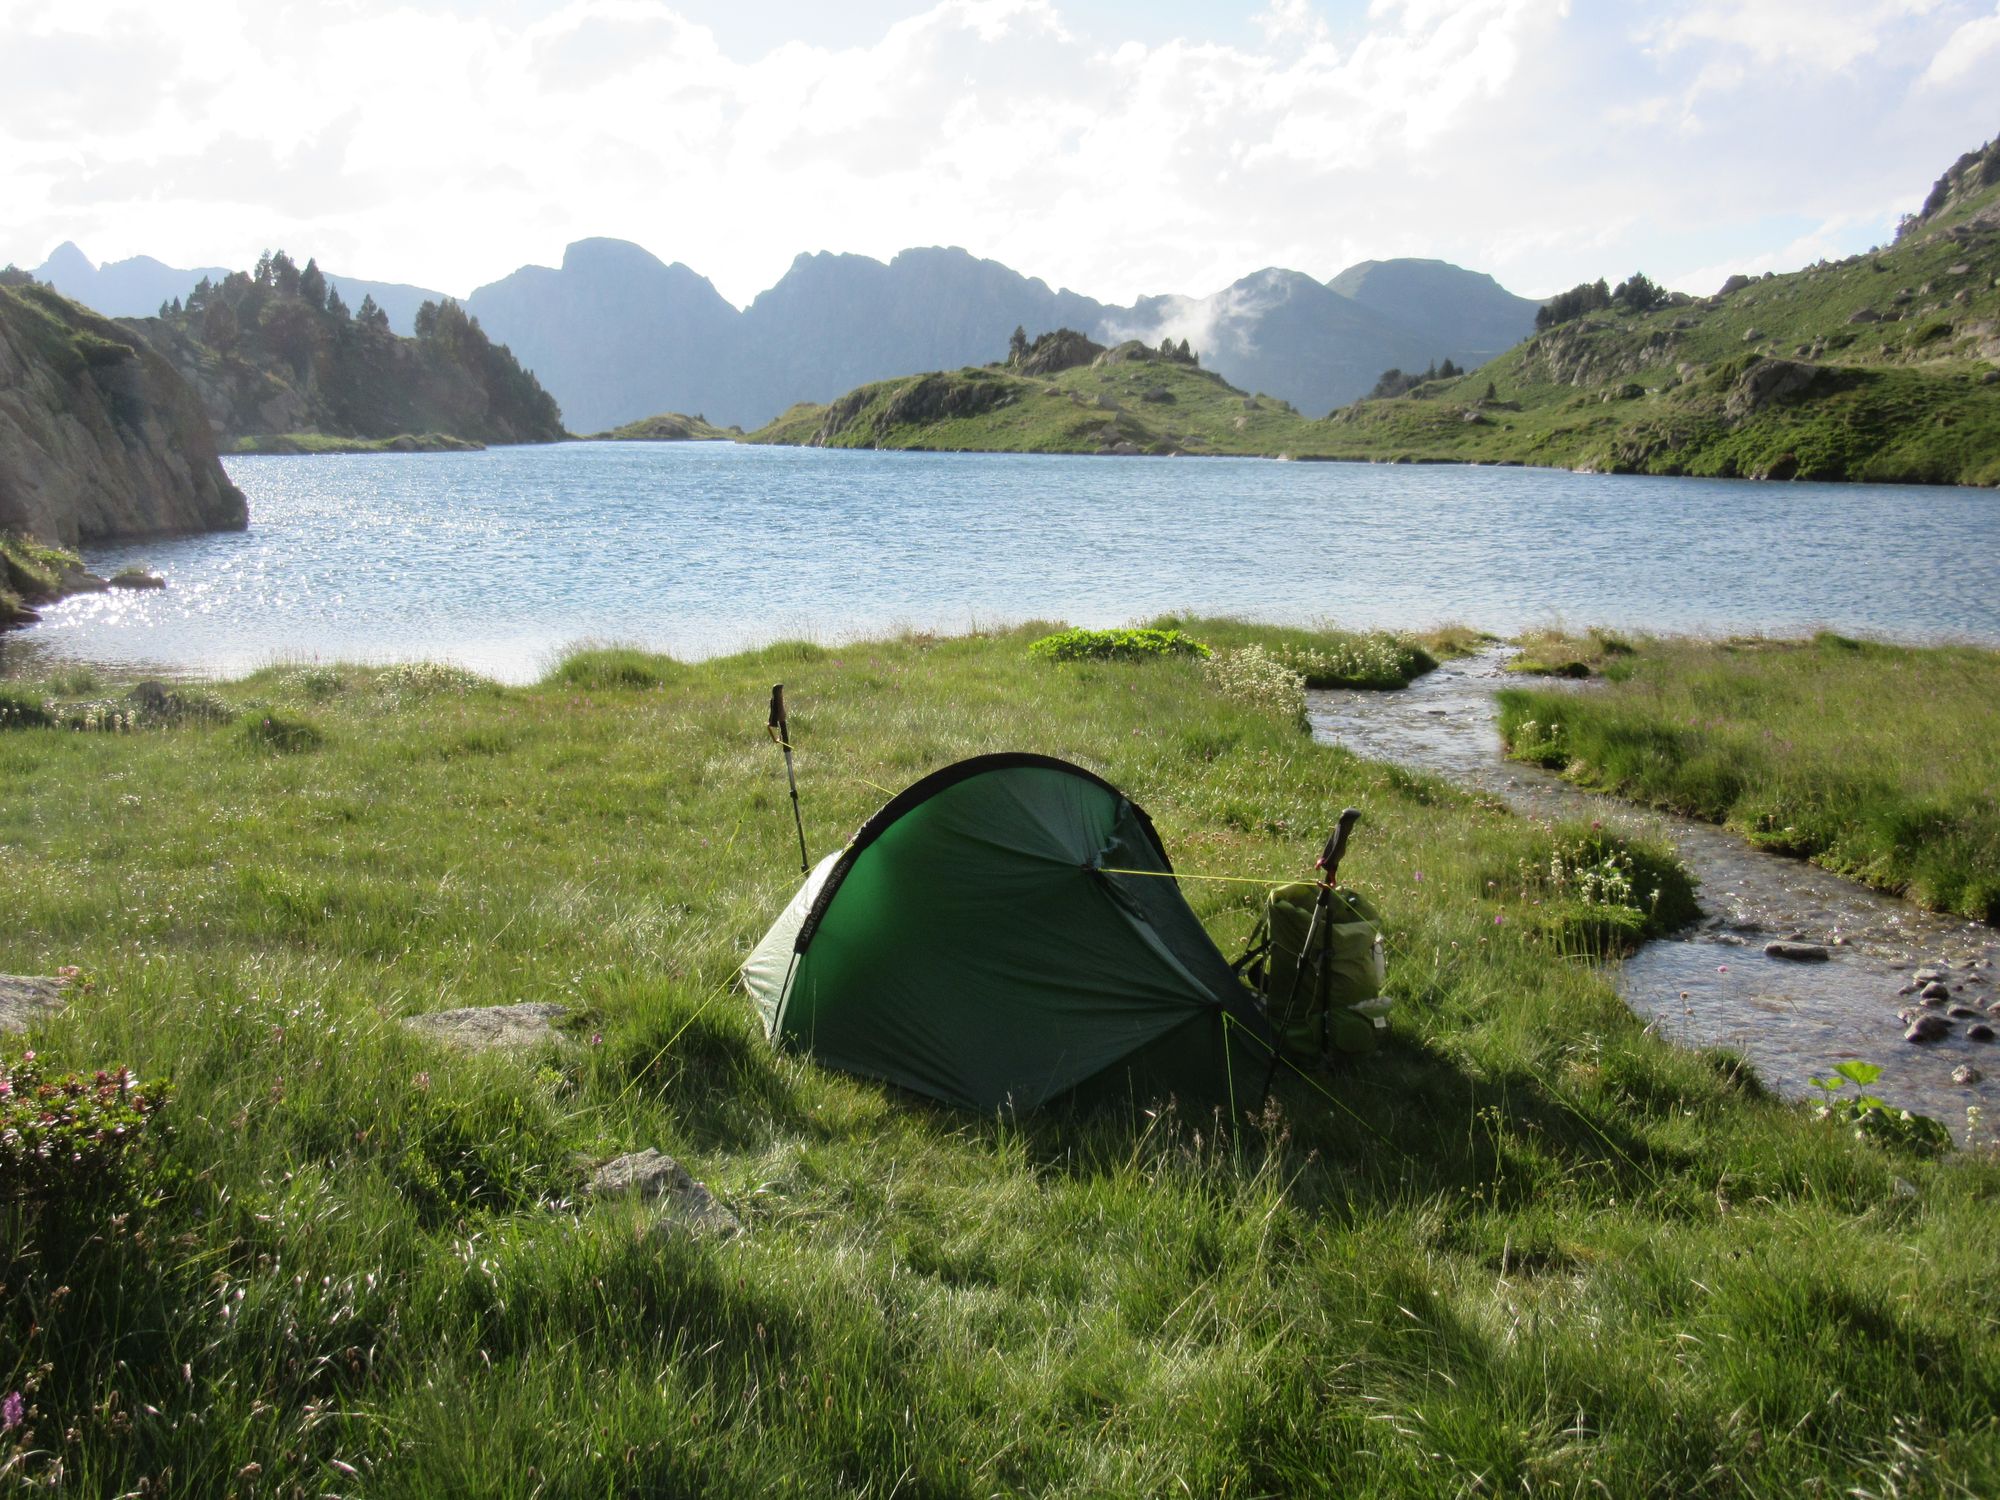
[1367,357,1463,400]
[144,250,563,443]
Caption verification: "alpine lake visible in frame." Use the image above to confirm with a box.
[10,441,1998,680]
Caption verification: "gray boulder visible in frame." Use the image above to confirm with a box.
[0,975,68,1033]
[583,1148,740,1237]
[1724,359,1822,421]
[404,1001,568,1052]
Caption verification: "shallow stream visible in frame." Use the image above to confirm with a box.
[1310,652,2000,1140]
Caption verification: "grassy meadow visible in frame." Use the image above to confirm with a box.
[1498,632,2000,922]
[4,625,1999,1496]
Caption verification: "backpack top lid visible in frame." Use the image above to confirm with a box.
[743,753,1271,1112]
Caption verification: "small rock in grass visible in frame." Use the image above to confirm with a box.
[1764,940,1829,962]
[404,1001,568,1052]
[1920,980,1951,1001]
[583,1149,740,1237]
[1905,1014,1952,1043]
[0,975,69,1034]
[1969,1024,1996,1043]
[1953,1065,1983,1085]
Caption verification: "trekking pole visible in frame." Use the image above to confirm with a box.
[767,684,809,874]
[1258,807,1360,1106]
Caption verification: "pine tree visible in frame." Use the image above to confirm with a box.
[299,258,327,311]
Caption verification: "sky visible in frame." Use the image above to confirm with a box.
[3,0,1996,307]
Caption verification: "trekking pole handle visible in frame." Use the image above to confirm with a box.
[767,683,789,745]
[1317,807,1361,884]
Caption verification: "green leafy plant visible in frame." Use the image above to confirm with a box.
[1809,1060,1952,1155]
[1027,627,1211,663]
[1,1050,174,1205]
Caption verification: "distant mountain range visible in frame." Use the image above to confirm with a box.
[462,241,1538,431]
[26,239,1542,432]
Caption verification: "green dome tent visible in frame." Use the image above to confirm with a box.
[743,754,1274,1113]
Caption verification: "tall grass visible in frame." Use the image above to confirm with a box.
[1499,632,2000,920]
[2,624,1996,1496]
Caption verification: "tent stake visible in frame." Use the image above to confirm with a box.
[768,684,809,873]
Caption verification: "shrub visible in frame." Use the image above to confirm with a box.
[0,688,53,729]
[242,711,324,752]
[1272,633,1432,689]
[1505,827,1698,955]
[377,661,493,703]
[1,1051,173,1206]
[1027,627,1210,664]
[547,647,680,690]
[1201,645,1307,730]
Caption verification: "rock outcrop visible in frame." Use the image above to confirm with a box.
[0,276,247,548]
[1014,328,1105,377]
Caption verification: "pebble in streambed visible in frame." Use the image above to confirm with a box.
[1308,648,2000,1143]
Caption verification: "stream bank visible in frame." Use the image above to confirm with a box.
[1311,650,1999,1140]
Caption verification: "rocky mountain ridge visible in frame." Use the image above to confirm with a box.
[463,243,1539,432]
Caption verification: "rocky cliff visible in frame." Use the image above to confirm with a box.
[0,275,247,549]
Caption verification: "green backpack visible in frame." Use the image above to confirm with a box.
[1240,881,1391,1059]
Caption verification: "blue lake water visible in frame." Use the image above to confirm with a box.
[11,442,1999,681]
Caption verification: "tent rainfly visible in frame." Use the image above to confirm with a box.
[743,753,1273,1112]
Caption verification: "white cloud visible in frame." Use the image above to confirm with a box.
[1647,0,1942,72]
[0,0,1993,311]
[1920,1,2000,83]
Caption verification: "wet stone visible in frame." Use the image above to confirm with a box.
[1764,941,1829,962]
[1970,1024,1997,1043]
[1920,981,1952,1001]
[1954,1065,1984,1085]
[1905,1014,1952,1043]
[1949,1004,1985,1020]
[1914,967,1950,985]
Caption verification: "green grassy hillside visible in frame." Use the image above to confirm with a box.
[748,341,1320,455]
[591,412,739,441]
[1319,162,2000,485]
[747,137,2000,486]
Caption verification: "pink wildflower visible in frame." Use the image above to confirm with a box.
[2,1391,23,1431]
